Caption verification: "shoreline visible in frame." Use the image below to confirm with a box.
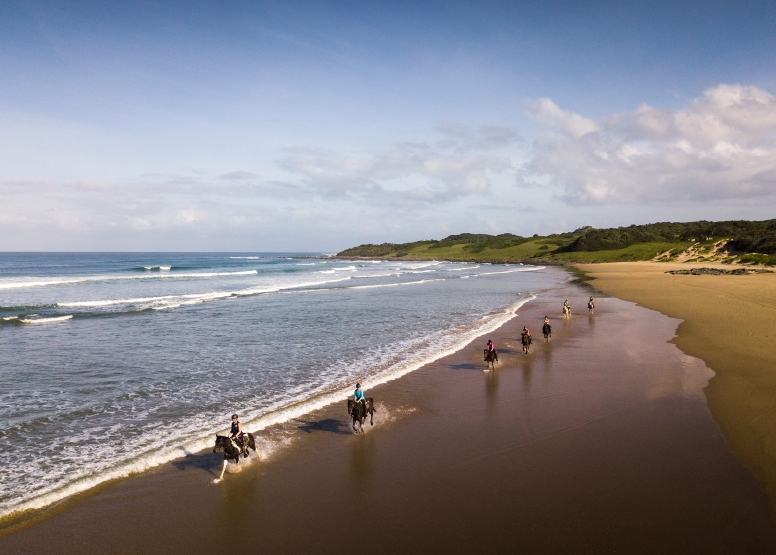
[0,284,543,528]
[574,261,776,514]
[2,269,775,553]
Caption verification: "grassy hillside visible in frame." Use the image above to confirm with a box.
[337,219,776,265]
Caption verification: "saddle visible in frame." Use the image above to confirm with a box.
[230,435,244,450]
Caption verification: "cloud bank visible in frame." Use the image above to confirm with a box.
[524,84,776,204]
[3,85,776,250]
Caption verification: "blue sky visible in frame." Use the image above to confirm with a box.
[2,1,776,250]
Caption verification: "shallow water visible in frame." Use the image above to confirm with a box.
[0,253,561,517]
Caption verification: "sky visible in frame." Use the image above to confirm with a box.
[2,0,776,251]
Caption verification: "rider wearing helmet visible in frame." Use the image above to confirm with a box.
[588,296,595,313]
[354,383,366,410]
[229,414,244,448]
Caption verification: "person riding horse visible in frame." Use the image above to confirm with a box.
[542,317,552,341]
[486,339,498,361]
[229,414,244,450]
[521,326,532,353]
[588,297,595,313]
[563,300,571,317]
[354,383,366,411]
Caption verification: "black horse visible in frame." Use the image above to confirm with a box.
[522,332,532,354]
[483,349,498,370]
[542,322,552,342]
[347,398,375,433]
[212,433,258,482]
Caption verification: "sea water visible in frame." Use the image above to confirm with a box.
[0,253,563,517]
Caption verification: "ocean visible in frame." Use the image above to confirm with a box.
[0,253,562,518]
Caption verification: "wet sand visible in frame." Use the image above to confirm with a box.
[2,275,775,553]
[575,262,776,516]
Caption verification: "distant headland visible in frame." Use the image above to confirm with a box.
[337,219,776,265]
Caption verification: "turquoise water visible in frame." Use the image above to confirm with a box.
[0,253,563,517]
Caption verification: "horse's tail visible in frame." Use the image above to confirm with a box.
[368,397,376,412]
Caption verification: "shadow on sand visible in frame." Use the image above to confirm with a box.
[296,418,351,435]
[449,363,483,371]
[172,451,221,477]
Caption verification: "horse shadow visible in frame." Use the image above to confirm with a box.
[172,451,221,477]
[296,418,351,435]
[449,363,482,371]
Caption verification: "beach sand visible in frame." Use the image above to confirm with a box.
[575,262,776,516]
[1,274,774,553]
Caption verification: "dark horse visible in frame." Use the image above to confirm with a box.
[522,332,532,354]
[483,349,498,370]
[347,398,376,433]
[212,433,258,482]
[542,322,552,342]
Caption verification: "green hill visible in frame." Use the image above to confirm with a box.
[337,219,776,265]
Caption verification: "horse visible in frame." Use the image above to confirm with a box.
[563,304,571,318]
[212,433,258,483]
[347,398,376,433]
[483,349,498,370]
[542,323,552,342]
[522,333,532,354]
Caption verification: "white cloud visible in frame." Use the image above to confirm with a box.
[523,84,776,204]
[0,125,518,249]
[528,98,600,138]
[277,130,514,205]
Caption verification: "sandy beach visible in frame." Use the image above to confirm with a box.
[1,272,774,553]
[575,262,776,516]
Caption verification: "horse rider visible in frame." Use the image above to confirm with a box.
[588,296,595,313]
[542,317,552,340]
[522,326,531,338]
[354,383,367,410]
[563,300,571,315]
[486,339,498,361]
[229,413,244,449]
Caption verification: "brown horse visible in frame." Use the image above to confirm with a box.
[347,398,375,433]
[522,333,532,354]
[483,349,498,370]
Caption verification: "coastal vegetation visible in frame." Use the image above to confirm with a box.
[337,219,776,265]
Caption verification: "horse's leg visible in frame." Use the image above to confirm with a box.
[214,459,228,483]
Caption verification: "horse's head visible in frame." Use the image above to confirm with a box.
[213,435,224,453]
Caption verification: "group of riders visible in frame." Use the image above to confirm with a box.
[221,296,598,462]
[224,383,371,456]
[484,296,596,364]
[562,296,595,317]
